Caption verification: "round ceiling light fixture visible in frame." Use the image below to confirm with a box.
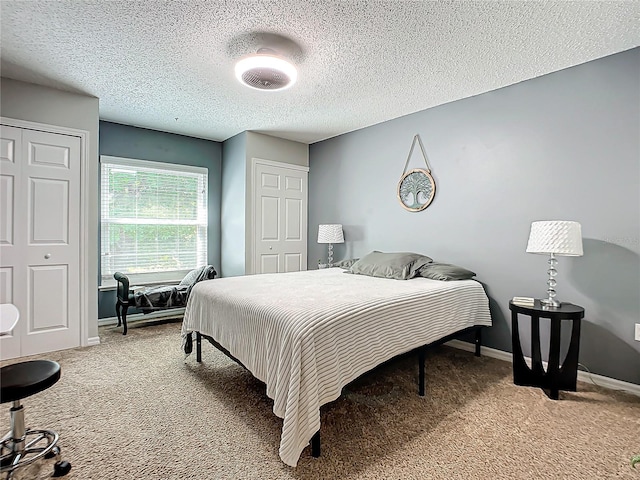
[235,48,297,91]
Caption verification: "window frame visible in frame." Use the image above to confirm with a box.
[99,155,208,287]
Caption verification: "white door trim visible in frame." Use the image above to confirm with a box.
[1,116,91,348]
[248,158,309,275]
[252,157,310,172]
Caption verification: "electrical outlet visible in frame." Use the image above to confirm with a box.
[635,323,640,342]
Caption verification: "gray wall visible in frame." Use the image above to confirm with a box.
[0,78,100,339]
[221,132,247,277]
[244,132,309,273]
[98,121,222,318]
[245,131,309,168]
[308,48,640,385]
[220,131,309,276]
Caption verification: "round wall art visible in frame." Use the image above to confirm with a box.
[397,135,436,212]
[397,168,436,212]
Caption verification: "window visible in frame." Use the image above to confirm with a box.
[100,156,208,286]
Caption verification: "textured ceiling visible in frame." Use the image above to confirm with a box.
[1,1,638,144]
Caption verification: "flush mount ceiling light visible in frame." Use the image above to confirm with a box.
[235,48,297,91]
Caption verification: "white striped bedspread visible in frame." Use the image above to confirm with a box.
[181,268,492,467]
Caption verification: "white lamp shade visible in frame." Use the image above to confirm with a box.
[526,221,583,256]
[317,224,344,244]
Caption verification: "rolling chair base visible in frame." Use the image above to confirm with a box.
[1,424,70,479]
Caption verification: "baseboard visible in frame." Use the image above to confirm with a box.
[446,339,640,397]
[447,339,513,362]
[87,336,101,346]
[98,308,185,326]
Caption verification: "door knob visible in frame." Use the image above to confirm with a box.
[44,253,51,259]
[269,246,272,250]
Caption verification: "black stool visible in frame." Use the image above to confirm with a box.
[0,360,71,478]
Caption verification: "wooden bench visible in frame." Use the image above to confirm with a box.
[114,266,216,335]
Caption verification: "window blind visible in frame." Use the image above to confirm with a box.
[100,156,208,285]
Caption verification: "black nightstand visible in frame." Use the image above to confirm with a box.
[509,300,585,400]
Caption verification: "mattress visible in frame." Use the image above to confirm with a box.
[181,268,492,466]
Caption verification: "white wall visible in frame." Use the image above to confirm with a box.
[1,77,100,339]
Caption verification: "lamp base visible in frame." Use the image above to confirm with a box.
[541,253,560,309]
[540,298,561,309]
[326,243,334,267]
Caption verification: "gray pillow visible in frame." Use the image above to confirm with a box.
[333,258,359,269]
[348,251,433,280]
[179,267,203,286]
[417,262,476,281]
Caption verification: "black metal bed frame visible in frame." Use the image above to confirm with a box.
[193,325,484,459]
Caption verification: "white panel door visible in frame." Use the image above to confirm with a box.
[0,126,23,359]
[0,126,81,359]
[23,129,80,356]
[253,161,307,274]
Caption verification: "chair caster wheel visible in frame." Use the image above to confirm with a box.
[53,460,71,477]
[45,445,61,459]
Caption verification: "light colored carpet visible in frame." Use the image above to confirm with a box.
[2,319,639,479]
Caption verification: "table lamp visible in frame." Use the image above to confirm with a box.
[526,220,583,308]
[317,224,344,266]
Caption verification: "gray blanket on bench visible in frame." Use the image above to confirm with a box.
[133,265,217,313]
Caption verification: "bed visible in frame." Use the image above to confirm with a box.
[181,266,492,467]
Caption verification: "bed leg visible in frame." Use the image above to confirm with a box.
[196,331,202,363]
[418,346,426,396]
[475,328,482,357]
[311,431,320,458]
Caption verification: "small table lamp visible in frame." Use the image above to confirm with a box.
[526,220,583,308]
[317,224,344,266]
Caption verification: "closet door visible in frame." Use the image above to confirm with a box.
[0,126,24,359]
[22,129,81,356]
[0,125,81,359]
[252,159,308,274]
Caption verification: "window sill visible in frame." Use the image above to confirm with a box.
[99,279,181,292]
